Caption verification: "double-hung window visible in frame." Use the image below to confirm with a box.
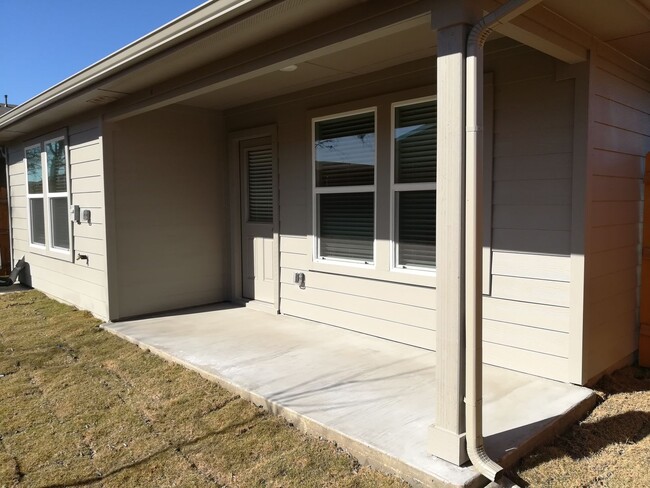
[314,110,376,264]
[392,98,437,270]
[25,133,72,258]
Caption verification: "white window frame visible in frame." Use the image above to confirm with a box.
[312,107,377,267]
[24,130,73,261]
[25,143,46,250]
[390,96,437,275]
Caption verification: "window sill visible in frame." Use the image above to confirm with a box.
[28,244,74,263]
[309,259,436,288]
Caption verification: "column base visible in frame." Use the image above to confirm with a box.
[428,425,469,465]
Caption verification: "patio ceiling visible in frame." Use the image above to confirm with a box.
[543,0,650,69]
[180,18,437,111]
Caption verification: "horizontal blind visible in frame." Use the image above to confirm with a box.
[30,198,46,245]
[319,192,373,262]
[395,101,436,184]
[315,112,375,187]
[50,197,70,249]
[247,147,273,223]
[397,190,436,268]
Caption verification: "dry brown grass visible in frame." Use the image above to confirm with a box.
[0,291,407,488]
[513,366,650,487]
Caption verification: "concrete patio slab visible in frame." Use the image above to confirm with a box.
[103,303,596,487]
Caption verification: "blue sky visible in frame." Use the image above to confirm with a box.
[0,0,207,106]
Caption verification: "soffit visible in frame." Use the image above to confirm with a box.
[100,0,360,95]
[543,0,650,68]
[181,18,437,110]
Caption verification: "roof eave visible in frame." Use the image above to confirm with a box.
[0,0,272,135]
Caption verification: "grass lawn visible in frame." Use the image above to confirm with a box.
[1,290,649,487]
[0,291,407,487]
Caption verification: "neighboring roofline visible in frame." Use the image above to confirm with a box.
[0,0,271,133]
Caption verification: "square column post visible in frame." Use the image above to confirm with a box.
[428,23,471,466]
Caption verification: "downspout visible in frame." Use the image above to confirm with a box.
[464,0,542,483]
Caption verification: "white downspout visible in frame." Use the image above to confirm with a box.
[464,0,542,484]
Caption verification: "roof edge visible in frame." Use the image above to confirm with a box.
[0,0,271,133]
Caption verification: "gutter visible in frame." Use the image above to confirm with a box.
[464,0,542,484]
[0,0,270,133]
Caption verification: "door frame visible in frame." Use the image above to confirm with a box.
[228,125,280,312]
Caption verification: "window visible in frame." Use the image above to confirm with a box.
[313,110,376,264]
[25,133,71,257]
[246,146,274,223]
[392,98,436,270]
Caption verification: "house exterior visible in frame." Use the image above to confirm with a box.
[0,0,648,471]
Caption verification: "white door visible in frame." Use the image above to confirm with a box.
[240,137,275,303]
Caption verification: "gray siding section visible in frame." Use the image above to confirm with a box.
[8,119,109,318]
[110,106,228,319]
[483,43,574,380]
[583,51,650,381]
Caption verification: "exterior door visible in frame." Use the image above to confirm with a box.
[240,137,275,303]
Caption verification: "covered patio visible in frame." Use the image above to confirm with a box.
[103,305,595,487]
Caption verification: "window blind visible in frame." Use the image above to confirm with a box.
[319,192,373,262]
[397,190,436,268]
[394,100,437,269]
[395,101,436,184]
[315,112,375,187]
[247,147,273,223]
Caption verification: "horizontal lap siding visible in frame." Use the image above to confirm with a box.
[484,44,573,381]
[583,55,650,381]
[280,235,436,349]
[8,120,109,319]
[224,74,441,351]
[112,107,228,319]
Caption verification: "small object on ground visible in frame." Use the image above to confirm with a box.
[0,257,25,286]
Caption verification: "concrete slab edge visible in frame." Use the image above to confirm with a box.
[100,323,483,488]
[497,391,599,469]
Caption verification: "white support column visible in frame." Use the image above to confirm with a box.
[428,23,470,466]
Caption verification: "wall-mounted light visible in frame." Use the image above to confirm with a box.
[279,64,298,72]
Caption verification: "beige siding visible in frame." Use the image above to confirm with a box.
[582,51,650,381]
[7,119,109,319]
[110,106,228,319]
[226,63,438,349]
[222,44,581,376]
[482,42,575,381]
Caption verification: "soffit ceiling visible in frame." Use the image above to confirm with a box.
[181,18,437,110]
[543,0,650,68]
[100,0,361,96]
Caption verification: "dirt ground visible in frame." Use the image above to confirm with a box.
[513,366,650,487]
